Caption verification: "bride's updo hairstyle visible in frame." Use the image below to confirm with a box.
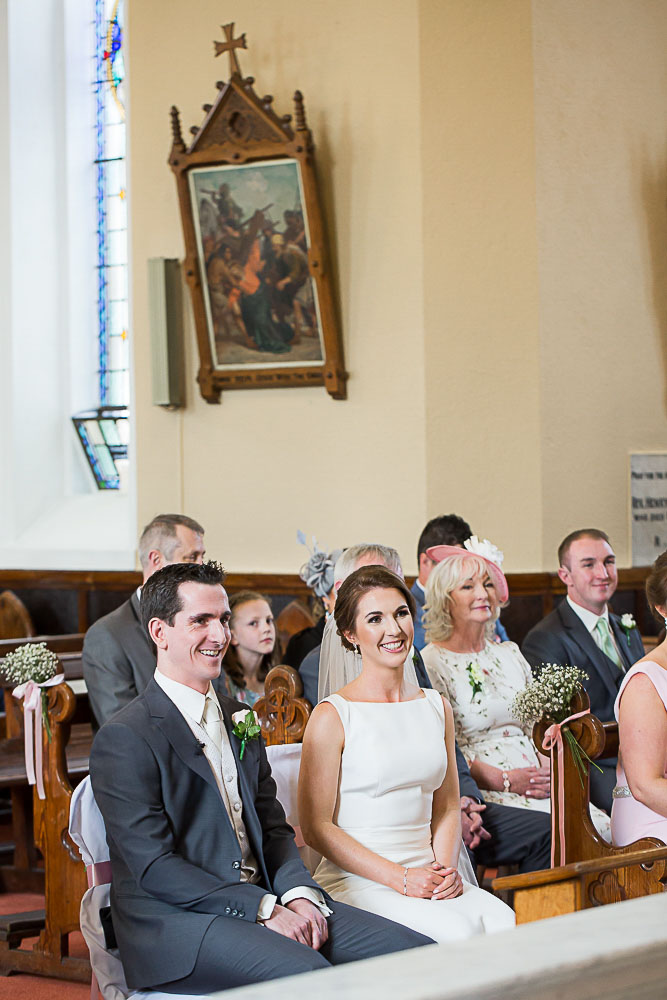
[334,565,416,651]
[423,554,498,644]
[645,551,667,622]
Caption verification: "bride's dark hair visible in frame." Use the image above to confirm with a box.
[646,551,667,623]
[334,565,416,651]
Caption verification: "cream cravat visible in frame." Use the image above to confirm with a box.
[201,694,223,752]
[595,617,623,671]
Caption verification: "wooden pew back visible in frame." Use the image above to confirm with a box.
[494,689,667,921]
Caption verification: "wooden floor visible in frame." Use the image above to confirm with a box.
[0,892,94,1000]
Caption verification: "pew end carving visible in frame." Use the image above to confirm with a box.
[494,689,667,921]
[255,664,311,746]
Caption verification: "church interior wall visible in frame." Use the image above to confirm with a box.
[33,0,665,576]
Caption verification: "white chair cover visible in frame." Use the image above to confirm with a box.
[266,743,321,875]
[68,776,226,1000]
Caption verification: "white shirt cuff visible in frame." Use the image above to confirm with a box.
[281,886,332,916]
[256,894,277,923]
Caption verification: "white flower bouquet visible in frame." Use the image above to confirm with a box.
[512,662,600,785]
[2,642,61,739]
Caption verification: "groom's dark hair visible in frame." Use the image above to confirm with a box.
[335,565,416,651]
[140,560,226,634]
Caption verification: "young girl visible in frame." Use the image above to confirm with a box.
[222,590,281,706]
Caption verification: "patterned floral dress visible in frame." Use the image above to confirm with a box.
[422,641,611,839]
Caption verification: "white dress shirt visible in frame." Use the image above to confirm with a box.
[154,669,328,921]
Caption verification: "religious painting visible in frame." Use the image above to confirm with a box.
[188,160,325,370]
[169,23,346,402]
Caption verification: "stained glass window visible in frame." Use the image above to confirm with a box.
[75,0,129,490]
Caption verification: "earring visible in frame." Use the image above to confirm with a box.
[663,616,667,632]
[355,644,361,655]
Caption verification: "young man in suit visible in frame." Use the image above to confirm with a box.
[522,528,644,812]
[90,561,431,994]
[83,513,207,726]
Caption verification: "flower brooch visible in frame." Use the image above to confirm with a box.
[231,709,261,759]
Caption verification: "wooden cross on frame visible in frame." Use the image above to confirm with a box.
[214,23,247,77]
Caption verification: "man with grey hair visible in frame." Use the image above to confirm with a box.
[83,513,207,726]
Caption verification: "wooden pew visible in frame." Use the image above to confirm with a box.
[0,647,91,893]
[0,682,89,981]
[255,663,312,745]
[493,689,667,921]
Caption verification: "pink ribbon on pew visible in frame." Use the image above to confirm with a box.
[542,708,590,867]
[11,674,64,800]
[86,861,112,888]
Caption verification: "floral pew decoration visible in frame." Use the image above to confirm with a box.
[512,663,606,867]
[3,642,64,800]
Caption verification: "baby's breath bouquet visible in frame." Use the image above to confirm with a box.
[512,662,600,785]
[3,642,61,739]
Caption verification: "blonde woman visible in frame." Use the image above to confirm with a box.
[421,543,611,839]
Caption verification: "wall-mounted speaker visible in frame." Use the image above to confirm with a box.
[148,257,185,409]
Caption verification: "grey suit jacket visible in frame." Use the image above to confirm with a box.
[90,680,320,989]
[82,593,157,727]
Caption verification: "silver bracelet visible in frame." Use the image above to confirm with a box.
[502,771,511,793]
[403,866,409,895]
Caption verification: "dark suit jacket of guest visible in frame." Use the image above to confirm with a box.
[82,593,156,727]
[522,599,644,812]
[521,599,644,725]
[82,592,226,727]
[90,680,322,990]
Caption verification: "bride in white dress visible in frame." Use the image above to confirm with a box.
[298,565,515,943]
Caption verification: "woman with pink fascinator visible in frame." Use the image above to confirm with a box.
[421,539,611,839]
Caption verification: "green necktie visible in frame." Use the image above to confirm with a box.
[595,617,623,671]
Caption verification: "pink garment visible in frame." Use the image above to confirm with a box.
[611,661,667,847]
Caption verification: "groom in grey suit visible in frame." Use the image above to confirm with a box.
[83,513,209,726]
[90,561,431,994]
[522,529,644,813]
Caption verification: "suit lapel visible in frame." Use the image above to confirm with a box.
[219,698,269,884]
[609,614,637,672]
[558,601,621,700]
[144,681,223,797]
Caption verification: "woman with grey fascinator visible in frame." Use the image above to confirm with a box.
[283,532,342,671]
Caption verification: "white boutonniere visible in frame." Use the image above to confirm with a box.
[231,709,261,759]
[619,614,637,646]
[466,661,484,699]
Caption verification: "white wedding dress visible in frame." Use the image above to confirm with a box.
[314,689,515,942]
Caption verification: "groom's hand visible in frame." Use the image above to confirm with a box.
[263,903,317,947]
[286,898,329,950]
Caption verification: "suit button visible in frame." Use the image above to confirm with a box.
[225,906,231,914]
[232,909,238,916]
[239,911,245,918]
[232,861,240,869]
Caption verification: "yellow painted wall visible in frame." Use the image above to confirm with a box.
[129,0,427,573]
[532,0,667,568]
[128,1,667,575]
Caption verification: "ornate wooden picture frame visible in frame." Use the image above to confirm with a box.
[169,24,346,403]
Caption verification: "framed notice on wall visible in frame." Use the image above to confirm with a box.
[630,453,667,566]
